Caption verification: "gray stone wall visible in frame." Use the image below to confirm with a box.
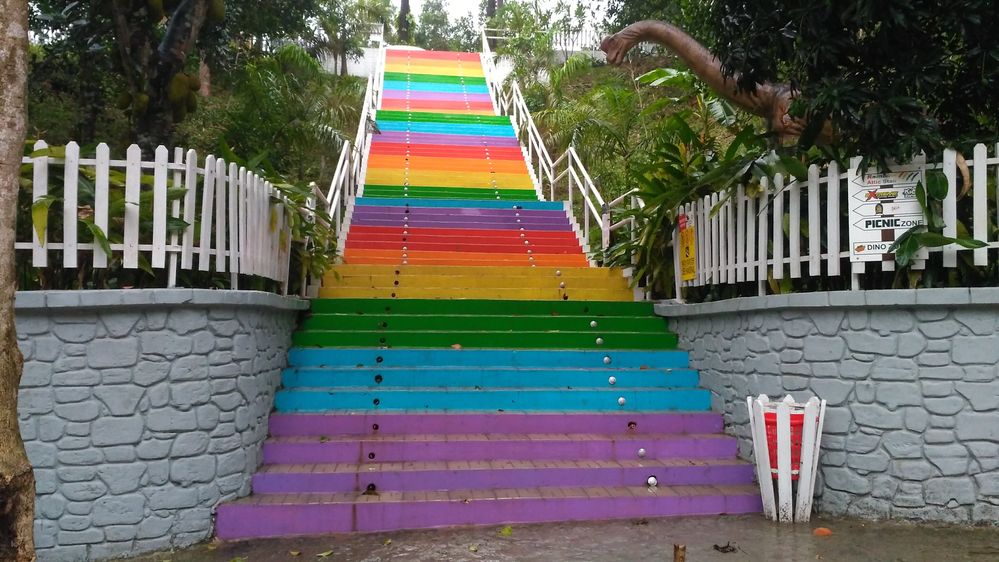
[657,289,999,525]
[15,290,307,562]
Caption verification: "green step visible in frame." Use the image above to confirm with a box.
[383,72,488,85]
[292,330,678,350]
[301,314,670,333]
[376,110,510,124]
[362,185,538,200]
[309,298,656,316]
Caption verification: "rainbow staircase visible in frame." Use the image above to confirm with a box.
[215,48,759,538]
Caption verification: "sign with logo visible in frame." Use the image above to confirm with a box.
[678,213,696,281]
[848,169,927,262]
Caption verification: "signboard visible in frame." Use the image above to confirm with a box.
[848,169,927,262]
[678,213,697,281]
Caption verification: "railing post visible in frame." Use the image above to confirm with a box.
[601,203,611,251]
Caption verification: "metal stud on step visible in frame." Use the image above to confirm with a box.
[590,321,598,328]
[596,337,604,346]
[637,448,646,458]
[559,282,565,289]
[618,397,626,406]
[603,356,612,365]
[608,376,617,385]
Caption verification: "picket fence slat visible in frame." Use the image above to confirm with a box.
[745,190,756,282]
[757,182,768,291]
[181,149,198,270]
[151,146,169,268]
[772,175,784,280]
[775,398,793,522]
[31,141,49,267]
[123,145,142,269]
[198,156,216,273]
[726,196,736,282]
[942,149,958,267]
[736,185,746,283]
[788,175,801,279]
[807,165,821,276]
[973,144,988,265]
[212,158,225,273]
[826,161,840,276]
[63,142,80,268]
[93,144,110,269]
[228,163,240,285]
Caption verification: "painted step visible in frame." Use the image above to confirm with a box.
[353,197,564,211]
[287,348,689,369]
[322,275,624,290]
[345,241,582,255]
[291,330,677,350]
[282,367,697,389]
[273,387,708,411]
[262,432,735,464]
[317,287,628,301]
[216,484,762,538]
[300,314,662,332]
[340,252,592,268]
[266,412,722,437]
[346,228,582,242]
[323,267,630,281]
[252,458,755,494]
[361,186,539,200]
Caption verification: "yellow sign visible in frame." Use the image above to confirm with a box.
[679,214,696,281]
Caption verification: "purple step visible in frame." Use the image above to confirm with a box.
[215,485,763,538]
[252,458,755,494]
[268,412,723,437]
[262,433,737,464]
[372,132,521,147]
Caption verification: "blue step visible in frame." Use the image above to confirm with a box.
[274,388,711,412]
[282,367,700,389]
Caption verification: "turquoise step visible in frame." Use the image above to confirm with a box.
[274,387,711,412]
[288,348,689,369]
[282,367,700,389]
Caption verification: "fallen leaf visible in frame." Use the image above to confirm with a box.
[469,545,479,552]
[813,527,833,537]
[712,542,737,553]
[206,543,217,550]
[319,436,330,443]
[451,344,462,350]
[499,526,513,537]
[316,550,334,558]
[383,539,392,545]
[289,551,302,557]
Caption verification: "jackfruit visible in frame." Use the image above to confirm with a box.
[115,92,133,110]
[209,0,225,23]
[133,94,150,115]
[186,72,201,91]
[186,91,198,113]
[147,0,164,20]
[167,73,189,104]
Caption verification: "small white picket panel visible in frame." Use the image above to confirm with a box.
[16,141,294,292]
[747,394,827,523]
[674,145,999,298]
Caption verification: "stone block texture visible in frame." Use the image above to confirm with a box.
[660,291,999,525]
[15,290,304,561]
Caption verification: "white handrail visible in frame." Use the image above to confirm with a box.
[480,30,636,257]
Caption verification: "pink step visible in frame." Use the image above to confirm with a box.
[216,485,763,538]
[252,458,755,493]
[261,433,738,464]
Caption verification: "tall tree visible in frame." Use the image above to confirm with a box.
[415,0,451,51]
[0,0,35,560]
[398,0,412,43]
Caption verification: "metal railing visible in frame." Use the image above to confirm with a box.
[480,31,640,258]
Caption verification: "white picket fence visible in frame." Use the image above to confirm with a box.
[15,141,294,292]
[673,144,999,298]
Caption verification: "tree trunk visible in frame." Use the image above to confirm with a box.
[339,50,348,77]
[198,59,211,97]
[0,1,36,561]
[486,0,497,18]
[398,0,411,43]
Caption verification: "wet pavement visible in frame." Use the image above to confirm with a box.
[132,515,999,562]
